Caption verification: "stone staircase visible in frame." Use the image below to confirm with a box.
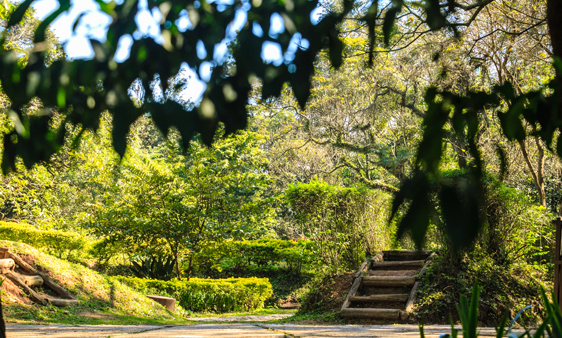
[341,250,435,320]
[0,247,77,307]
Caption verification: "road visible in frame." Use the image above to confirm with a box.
[7,323,526,337]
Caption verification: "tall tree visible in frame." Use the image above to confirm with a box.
[1,0,562,250]
[91,128,276,280]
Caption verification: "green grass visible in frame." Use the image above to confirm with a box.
[0,240,301,325]
[1,240,186,325]
[5,305,189,325]
[187,308,297,318]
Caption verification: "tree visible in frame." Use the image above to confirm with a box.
[90,128,276,280]
[286,178,394,271]
[1,0,562,250]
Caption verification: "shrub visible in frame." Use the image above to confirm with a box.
[0,221,91,259]
[129,255,177,281]
[415,249,549,326]
[286,179,394,271]
[431,172,553,266]
[193,239,316,274]
[115,276,273,313]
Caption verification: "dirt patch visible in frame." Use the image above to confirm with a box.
[299,273,354,314]
[18,254,36,268]
[279,298,300,309]
[1,252,73,306]
[1,277,32,305]
[78,311,118,320]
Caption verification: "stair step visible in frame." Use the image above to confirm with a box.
[362,276,415,287]
[341,308,400,319]
[371,260,425,268]
[349,294,409,303]
[382,250,432,260]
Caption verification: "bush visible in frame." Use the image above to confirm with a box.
[201,264,316,307]
[286,179,394,271]
[193,239,316,274]
[0,221,91,259]
[115,276,273,313]
[414,249,549,326]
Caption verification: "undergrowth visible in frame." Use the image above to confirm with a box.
[414,249,550,326]
[0,240,185,324]
[295,273,353,322]
[202,266,315,307]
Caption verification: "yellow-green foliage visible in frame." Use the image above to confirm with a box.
[0,240,174,320]
[195,239,315,273]
[116,276,273,313]
[0,222,90,259]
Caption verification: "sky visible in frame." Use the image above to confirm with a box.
[29,0,309,102]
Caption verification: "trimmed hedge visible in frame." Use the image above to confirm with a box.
[195,239,315,274]
[0,221,90,258]
[115,276,273,313]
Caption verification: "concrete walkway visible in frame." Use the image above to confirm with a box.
[189,314,293,322]
[6,323,527,337]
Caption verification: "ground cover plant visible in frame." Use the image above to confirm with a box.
[0,222,92,261]
[415,251,549,326]
[115,276,273,313]
[0,240,184,325]
[419,282,562,338]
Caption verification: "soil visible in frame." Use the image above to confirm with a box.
[299,272,354,314]
[279,299,300,309]
[18,254,36,268]
[78,311,118,320]
[1,277,33,305]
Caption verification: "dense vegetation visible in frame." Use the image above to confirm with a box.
[0,0,560,331]
[0,240,183,324]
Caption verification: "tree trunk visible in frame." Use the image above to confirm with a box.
[547,0,562,62]
[175,254,181,281]
[0,285,5,338]
[547,0,562,214]
[518,139,546,207]
[185,255,194,281]
[166,239,181,281]
[535,136,546,208]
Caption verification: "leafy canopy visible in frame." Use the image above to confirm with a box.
[1,0,562,249]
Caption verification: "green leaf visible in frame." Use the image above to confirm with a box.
[382,0,403,46]
[6,0,34,28]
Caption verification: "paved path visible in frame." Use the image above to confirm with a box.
[6,323,526,337]
[190,314,293,322]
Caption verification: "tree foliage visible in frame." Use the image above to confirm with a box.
[0,0,561,250]
[286,179,393,271]
[90,128,276,279]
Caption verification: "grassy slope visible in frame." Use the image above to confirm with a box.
[413,252,550,326]
[0,240,187,325]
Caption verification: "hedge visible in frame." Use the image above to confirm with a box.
[0,221,90,258]
[194,239,316,274]
[115,276,273,313]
